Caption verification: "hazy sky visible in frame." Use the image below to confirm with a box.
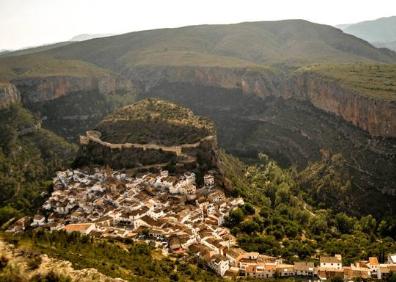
[1,0,395,50]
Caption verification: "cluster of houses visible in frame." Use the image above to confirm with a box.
[200,250,396,280]
[7,168,396,281]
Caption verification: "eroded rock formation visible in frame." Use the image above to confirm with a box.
[0,82,20,109]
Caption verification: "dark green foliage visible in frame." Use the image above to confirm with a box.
[221,152,396,262]
[242,203,255,215]
[0,105,77,225]
[388,273,396,282]
[334,213,355,234]
[27,254,42,271]
[30,271,72,282]
[330,277,344,282]
[97,98,215,146]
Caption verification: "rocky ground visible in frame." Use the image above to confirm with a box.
[0,239,125,282]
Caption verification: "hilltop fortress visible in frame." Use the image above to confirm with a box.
[75,99,219,174]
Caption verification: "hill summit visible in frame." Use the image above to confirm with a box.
[96,98,216,146]
[75,99,218,172]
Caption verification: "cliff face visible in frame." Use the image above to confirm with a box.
[126,65,396,137]
[289,73,396,138]
[0,83,20,109]
[125,66,283,98]
[12,75,134,105]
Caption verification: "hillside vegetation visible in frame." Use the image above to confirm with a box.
[1,231,222,282]
[0,105,77,225]
[45,20,396,68]
[97,99,216,145]
[219,152,396,264]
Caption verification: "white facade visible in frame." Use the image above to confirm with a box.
[209,257,230,276]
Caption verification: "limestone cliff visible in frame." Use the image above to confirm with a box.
[125,65,282,98]
[11,75,133,105]
[289,73,396,138]
[0,83,20,109]
[127,65,396,137]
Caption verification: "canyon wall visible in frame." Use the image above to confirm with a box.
[127,65,396,138]
[11,75,134,105]
[289,73,396,138]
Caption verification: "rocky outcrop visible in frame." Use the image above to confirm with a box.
[0,83,20,109]
[11,75,133,105]
[0,239,125,282]
[127,65,396,137]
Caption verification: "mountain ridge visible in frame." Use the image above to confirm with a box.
[338,16,396,51]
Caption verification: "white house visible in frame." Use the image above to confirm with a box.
[31,215,45,227]
[204,174,215,188]
[294,262,315,276]
[208,255,230,276]
[320,255,342,269]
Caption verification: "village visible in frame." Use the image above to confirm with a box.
[8,168,396,281]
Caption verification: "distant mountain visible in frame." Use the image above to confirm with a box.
[374,40,396,51]
[335,24,351,29]
[337,16,396,51]
[70,33,115,41]
[0,34,114,58]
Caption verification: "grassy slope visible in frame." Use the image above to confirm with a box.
[46,20,396,68]
[0,53,113,82]
[0,41,73,58]
[298,63,396,100]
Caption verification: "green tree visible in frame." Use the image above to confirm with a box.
[335,213,354,234]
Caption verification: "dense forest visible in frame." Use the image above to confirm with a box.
[0,105,76,226]
[219,152,396,265]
